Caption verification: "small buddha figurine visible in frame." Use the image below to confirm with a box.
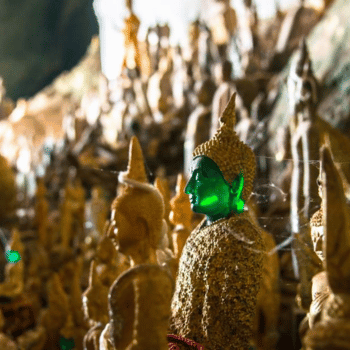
[35,177,49,248]
[83,261,110,350]
[121,0,141,74]
[60,169,86,249]
[0,228,24,298]
[154,175,172,246]
[209,0,238,59]
[170,94,265,349]
[184,77,216,178]
[211,60,247,138]
[304,146,350,350]
[100,136,173,350]
[169,174,193,263]
[89,186,109,236]
[39,274,70,349]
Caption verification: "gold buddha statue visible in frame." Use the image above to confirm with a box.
[0,228,24,299]
[100,136,173,350]
[83,261,109,350]
[169,173,193,262]
[304,146,350,350]
[121,0,141,73]
[170,94,265,349]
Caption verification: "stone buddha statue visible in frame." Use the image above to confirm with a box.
[100,136,173,350]
[170,94,265,349]
[304,146,350,350]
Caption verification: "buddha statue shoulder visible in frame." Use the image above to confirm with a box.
[170,94,265,349]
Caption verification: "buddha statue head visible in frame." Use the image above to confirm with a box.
[107,137,165,266]
[310,207,324,261]
[185,94,256,224]
[288,39,318,118]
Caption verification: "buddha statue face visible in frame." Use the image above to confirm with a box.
[185,156,244,224]
[108,206,135,257]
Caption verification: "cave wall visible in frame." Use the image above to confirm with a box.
[0,0,98,100]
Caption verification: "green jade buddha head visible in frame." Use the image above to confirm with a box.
[185,155,245,224]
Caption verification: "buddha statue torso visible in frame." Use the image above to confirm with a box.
[170,211,264,349]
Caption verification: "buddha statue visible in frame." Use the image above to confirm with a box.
[39,274,70,349]
[170,94,265,349]
[0,228,24,298]
[89,186,109,237]
[35,177,49,248]
[169,174,193,262]
[304,146,350,350]
[184,77,216,178]
[211,60,247,139]
[100,136,173,350]
[288,40,350,232]
[121,0,141,74]
[83,261,109,350]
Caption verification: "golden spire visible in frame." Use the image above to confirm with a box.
[124,136,148,183]
[219,92,236,130]
[193,93,256,201]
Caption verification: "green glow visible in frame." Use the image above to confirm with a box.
[6,250,21,263]
[59,337,75,350]
[200,195,218,206]
[185,156,245,223]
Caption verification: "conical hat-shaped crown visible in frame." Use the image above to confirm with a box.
[193,94,256,201]
[124,136,148,183]
[9,228,24,257]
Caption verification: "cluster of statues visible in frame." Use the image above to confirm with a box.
[0,0,349,349]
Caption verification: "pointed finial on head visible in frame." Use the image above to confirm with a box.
[124,136,148,183]
[219,93,236,130]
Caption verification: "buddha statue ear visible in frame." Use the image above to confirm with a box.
[230,171,245,214]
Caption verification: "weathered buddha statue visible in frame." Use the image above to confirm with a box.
[83,261,109,350]
[121,0,141,74]
[88,186,109,237]
[184,77,216,178]
[0,228,24,298]
[170,94,265,349]
[304,146,350,350]
[99,136,173,350]
[211,60,247,138]
[35,177,49,249]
